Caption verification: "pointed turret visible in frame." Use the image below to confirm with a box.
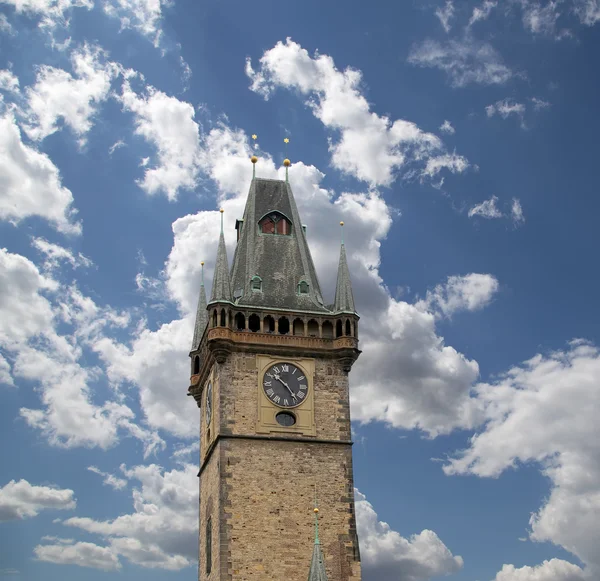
[191,262,208,350]
[308,505,328,581]
[333,222,356,314]
[209,209,232,304]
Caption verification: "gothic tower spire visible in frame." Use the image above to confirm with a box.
[191,261,207,350]
[333,222,356,314]
[209,209,232,304]
[308,504,328,581]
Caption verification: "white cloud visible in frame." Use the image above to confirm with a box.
[0,353,13,386]
[416,273,499,319]
[492,559,586,581]
[108,138,126,155]
[408,37,513,87]
[511,198,525,225]
[0,249,163,453]
[246,39,467,187]
[519,0,561,35]
[356,489,463,580]
[435,0,455,33]
[574,0,600,25]
[0,13,14,34]
[531,96,551,111]
[87,466,128,490]
[422,152,469,178]
[468,0,497,26]
[0,112,81,234]
[32,237,93,272]
[468,196,503,219]
[34,540,121,571]
[0,479,75,521]
[64,463,197,570]
[445,340,600,575]
[119,79,202,199]
[486,98,526,125]
[24,44,120,144]
[103,0,168,47]
[439,120,455,134]
[0,69,19,93]
[0,0,93,28]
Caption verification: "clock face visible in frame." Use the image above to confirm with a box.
[205,381,212,425]
[262,362,308,408]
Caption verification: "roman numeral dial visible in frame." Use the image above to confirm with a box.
[262,362,308,408]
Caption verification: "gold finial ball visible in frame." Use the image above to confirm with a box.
[314,508,319,514]
[201,261,205,266]
[220,208,224,214]
[340,221,344,226]
[251,155,258,164]
[283,158,291,167]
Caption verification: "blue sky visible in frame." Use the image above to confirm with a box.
[1,0,600,580]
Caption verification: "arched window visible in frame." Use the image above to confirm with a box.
[206,517,212,575]
[249,314,260,333]
[220,308,226,327]
[212,310,217,328]
[307,319,319,337]
[278,317,290,335]
[259,212,291,235]
[193,356,200,375]
[336,319,343,338]
[234,312,245,331]
[298,280,309,294]
[322,321,334,339]
[293,318,304,336]
[264,315,275,333]
[345,319,352,336]
[251,276,262,292]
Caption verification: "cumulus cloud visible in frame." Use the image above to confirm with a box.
[34,540,121,571]
[356,490,463,580]
[0,112,81,234]
[416,273,499,319]
[24,44,120,144]
[119,79,202,199]
[0,69,19,93]
[103,0,169,47]
[246,39,468,187]
[439,120,455,134]
[0,248,163,454]
[0,0,92,28]
[0,479,75,521]
[64,463,198,570]
[492,558,586,581]
[574,0,600,25]
[435,0,455,32]
[87,466,128,490]
[408,37,513,88]
[468,196,503,219]
[511,198,525,225]
[445,340,600,575]
[468,0,497,26]
[32,237,93,272]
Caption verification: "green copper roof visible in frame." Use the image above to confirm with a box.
[191,266,208,350]
[209,231,232,304]
[230,178,329,312]
[333,243,356,313]
[308,508,328,581]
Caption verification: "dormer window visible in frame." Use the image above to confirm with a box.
[298,280,309,294]
[251,275,262,292]
[259,212,291,235]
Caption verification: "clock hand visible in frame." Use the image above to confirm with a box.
[274,374,297,400]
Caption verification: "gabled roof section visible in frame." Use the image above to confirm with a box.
[191,270,207,351]
[209,231,232,304]
[333,243,356,313]
[230,178,329,312]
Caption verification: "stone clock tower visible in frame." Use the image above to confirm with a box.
[188,158,361,581]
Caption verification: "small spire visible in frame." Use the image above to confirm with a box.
[209,212,232,304]
[334,225,356,313]
[307,494,328,581]
[191,261,208,350]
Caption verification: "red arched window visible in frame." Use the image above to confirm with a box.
[259,212,291,235]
